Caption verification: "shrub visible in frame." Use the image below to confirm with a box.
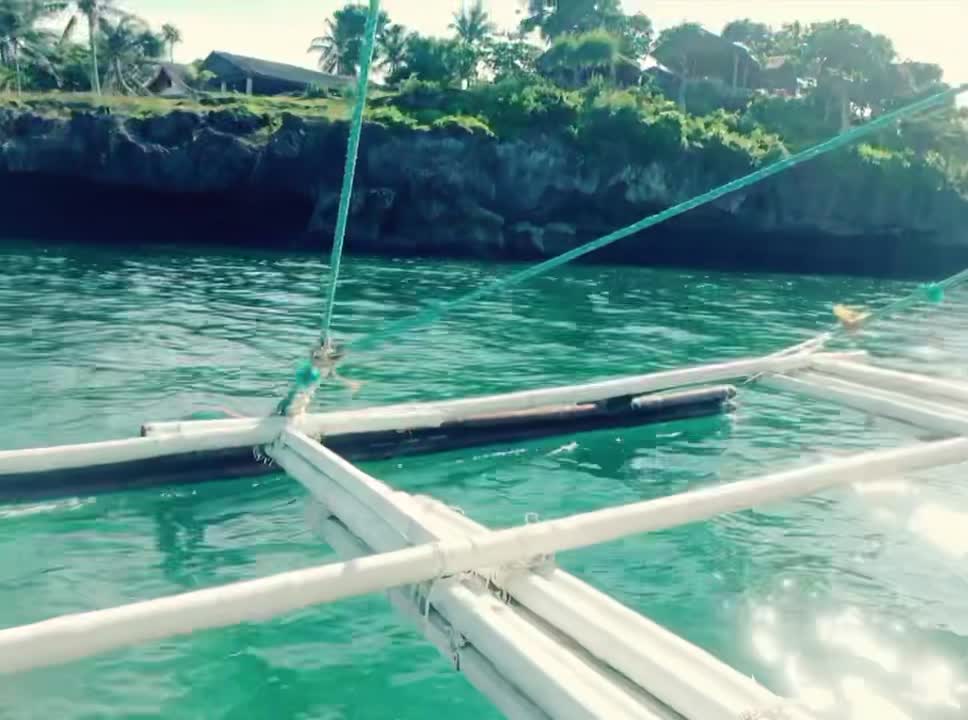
[431,114,495,137]
[464,78,582,136]
[365,105,422,130]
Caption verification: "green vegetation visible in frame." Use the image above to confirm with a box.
[308,3,388,77]
[431,113,494,138]
[0,89,354,122]
[0,0,966,196]
[1,0,172,94]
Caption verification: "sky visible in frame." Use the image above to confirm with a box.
[120,0,967,86]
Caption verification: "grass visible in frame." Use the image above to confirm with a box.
[0,91,357,122]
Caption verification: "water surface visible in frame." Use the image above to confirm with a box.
[1,240,967,719]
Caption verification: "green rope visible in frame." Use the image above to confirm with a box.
[351,83,968,354]
[275,0,380,416]
[320,0,381,345]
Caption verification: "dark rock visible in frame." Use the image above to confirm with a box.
[206,108,269,136]
[126,110,201,147]
[2,106,968,278]
[11,112,56,137]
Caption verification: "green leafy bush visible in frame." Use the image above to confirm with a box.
[365,105,422,129]
[431,114,495,137]
[462,78,582,136]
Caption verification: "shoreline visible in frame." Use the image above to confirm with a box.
[2,100,967,281]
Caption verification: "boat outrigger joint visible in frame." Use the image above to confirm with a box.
[2,5,967,714]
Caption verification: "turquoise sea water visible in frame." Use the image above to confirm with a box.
[1,239,967,719]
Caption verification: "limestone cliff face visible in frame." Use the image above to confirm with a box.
[2,106,967,278]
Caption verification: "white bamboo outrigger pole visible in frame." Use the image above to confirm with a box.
[3,433,968,675]
[0,354,818,478]
[277,431,801,720]
[314,512,552,720]
[142,353,818,439]
[810,355,968,408]
[763,371,968,436]
[290,449,678,720]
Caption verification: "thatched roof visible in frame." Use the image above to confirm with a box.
[145,63,194,97]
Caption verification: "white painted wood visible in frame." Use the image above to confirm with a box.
[4,435,967,675]
[143,352,818,439]
[284,432,810,718]
[418,498,807,720]
[0,423,281,476]
[314,511,551,720]
[763,372,968,436]
[279,449,672,719]
[432,580,676,720]
[284,436,807,719]
[811,356,968,407]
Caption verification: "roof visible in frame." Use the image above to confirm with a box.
[654,27,759,70]
[144,63,194,96]
[204,51,352,88]
[763,56,792,71]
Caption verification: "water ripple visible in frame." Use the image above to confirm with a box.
[1,240,967,719]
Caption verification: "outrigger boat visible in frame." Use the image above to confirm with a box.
[2,4,966,715]
[3,347,968,720]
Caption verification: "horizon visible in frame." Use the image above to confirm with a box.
[115,0,966,87]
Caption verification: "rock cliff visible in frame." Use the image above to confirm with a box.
[2,106,967,278]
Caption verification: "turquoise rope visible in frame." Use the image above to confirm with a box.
[276,0,380,415]
[351,83,968,354]
[320,0,382,345]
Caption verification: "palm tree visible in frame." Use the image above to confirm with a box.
[161,22,180,63]
[308,3,387,77]
[97,14,162,94]
[378,22,407,78]
[0,0,58,94]
[450,0,495,46]
[60,0,122,95]
[449,1,495,87]
[0,62,14,89]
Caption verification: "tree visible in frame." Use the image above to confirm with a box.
[451,0,494,46]
[520,0,651,64]
[540,29,624,87]
[0,62,14,89]
[42,39,90,89]
[484,34,540,82]
[801,20,896,129]
[97,15,162,94]
[618,13,653,61]
[449,0,494,86]
[390,35,464,87]
[0,0,58,94]
[161,22,180,63]
[652,23,705,108]
[722,19,774,59]
[520,0,624,40]
[308,3,388,77]
[378,22,407,79]
[60,0,126,95]
[802,20,894,80]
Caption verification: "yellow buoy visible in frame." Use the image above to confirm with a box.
[833,304,871,331]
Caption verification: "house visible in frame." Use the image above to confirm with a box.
[756,56,799,95]
[652,27,761,92]
[199,51,353,95]
[642,63,679,97]
[144,63,194,98]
